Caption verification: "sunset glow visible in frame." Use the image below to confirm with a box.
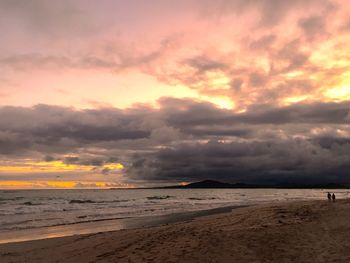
[0,161,123,174]
[1,0,350,188]
[0,181,131,189]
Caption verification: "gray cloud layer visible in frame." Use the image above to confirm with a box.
[1,99,349,185]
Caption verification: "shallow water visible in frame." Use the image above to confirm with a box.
[0,188,348,233]
[0,205,241,244]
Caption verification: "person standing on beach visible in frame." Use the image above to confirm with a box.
[332,193,336,201]
[327,192,331,201]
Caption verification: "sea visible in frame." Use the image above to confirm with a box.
[0,188,348,243]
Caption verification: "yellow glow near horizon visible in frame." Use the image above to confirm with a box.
[45,181,77,188]
[282,70,304,78]
[205,96,235,109]
[206,71,231,87]
[283,95,309,105]
[321,69,350,101]
[103,163,124,170]
[0,181,132,189]
[0,161,124,174]
[324,86,350,101]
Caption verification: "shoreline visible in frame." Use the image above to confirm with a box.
[1,199,350,262]
[0,205,246,245]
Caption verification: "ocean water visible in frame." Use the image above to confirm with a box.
[1,188,349,233]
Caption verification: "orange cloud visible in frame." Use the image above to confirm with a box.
[0,181,132,189]
[0,160,124,174]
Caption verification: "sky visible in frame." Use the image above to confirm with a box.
[1,0,350,188]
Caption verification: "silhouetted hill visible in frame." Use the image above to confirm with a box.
[181,180,249,188]
[162,180,256,189]
[159,180,350,189]
[110,180,350,189]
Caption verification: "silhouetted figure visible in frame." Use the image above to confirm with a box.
[332,193,336,201]
[327,192,331,201]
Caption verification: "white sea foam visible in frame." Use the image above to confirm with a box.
[0,188,349,232]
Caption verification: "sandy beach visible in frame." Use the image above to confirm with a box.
[1,199,350,262]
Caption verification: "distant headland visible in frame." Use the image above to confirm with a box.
[156,180,350,189]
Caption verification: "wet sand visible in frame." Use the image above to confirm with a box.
[0,205,242,244]
[1,199,350,262]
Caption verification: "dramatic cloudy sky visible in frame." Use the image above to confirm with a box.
[1,0,350,188]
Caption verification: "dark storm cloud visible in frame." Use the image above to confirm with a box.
[182,127,252,138]
[1,99,350,184]
[0,100,349,155]
[0,132,32,155]
[63,156,120,167]
[312,136,350,150]
[163,99,350,128]
[0,104,153,155]
[44,155,55,162]
[127,139,349,184]
[238,101,350,125]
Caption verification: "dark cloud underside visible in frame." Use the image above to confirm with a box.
[0,99,349,184]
